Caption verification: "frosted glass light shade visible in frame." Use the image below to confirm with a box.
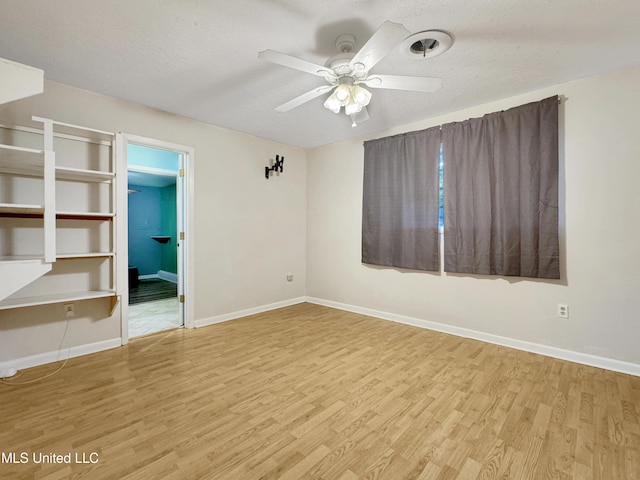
[323,83,372,116]
[352,85,371,106]
[324,91,342,113]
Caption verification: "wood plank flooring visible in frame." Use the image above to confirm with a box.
[1,303,639,479]
[129,278,177,305]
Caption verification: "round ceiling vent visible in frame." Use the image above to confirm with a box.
[400,30,453,59]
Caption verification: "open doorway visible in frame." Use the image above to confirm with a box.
[127,144,181,337]
[116,134,194,343]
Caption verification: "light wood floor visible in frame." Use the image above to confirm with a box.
[1,303,639,480]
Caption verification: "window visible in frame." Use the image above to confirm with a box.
[363,96,560,279]
[362,127,441,271]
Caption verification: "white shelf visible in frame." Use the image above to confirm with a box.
[0,143,43,154]
[0,162,43,177]
[0,163,114,182]
[56,166,115,183]
[0,255,44,262]
[0,290,116,310]
[0,202,45,215]
[0,206,113,219]
[56,252,115,259]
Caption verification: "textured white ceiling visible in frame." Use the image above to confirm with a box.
[2,1,639,149]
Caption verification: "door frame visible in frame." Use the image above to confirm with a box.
[116,133,195,344]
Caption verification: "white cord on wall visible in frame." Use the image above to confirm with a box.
[0,319,71,386]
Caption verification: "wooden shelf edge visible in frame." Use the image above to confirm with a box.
[56,212,115,220]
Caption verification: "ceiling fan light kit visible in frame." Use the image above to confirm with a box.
[323,78,372,118]
[258,21,453,126]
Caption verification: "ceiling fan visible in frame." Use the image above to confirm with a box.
[258,21,450,126]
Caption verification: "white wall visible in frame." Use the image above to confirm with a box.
[2,65,639,374]
[0,80,307,365]
[307,64,640,370]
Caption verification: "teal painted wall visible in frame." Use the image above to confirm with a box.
[127,144,179,277]
[160,183,177,274]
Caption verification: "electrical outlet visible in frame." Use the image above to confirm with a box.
[64,303,75,317]
[286,273,293,282]
[557,303,569,319]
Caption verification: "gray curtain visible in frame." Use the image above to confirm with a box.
[442,95,559,278]
[362,127,441,271]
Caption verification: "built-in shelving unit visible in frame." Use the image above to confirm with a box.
[0,117,120,310]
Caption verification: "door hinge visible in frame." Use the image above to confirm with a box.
[179,232,185,240]
[179,295,185,303]
[179,168,184,177]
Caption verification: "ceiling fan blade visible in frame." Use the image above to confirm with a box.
[275,85,334,112]
[361,74,442,92]
[258,49,336,80]
[349,21,410,73]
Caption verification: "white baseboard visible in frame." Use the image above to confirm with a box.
[138,274,158,280]
[158,270,178,284]
[306,297,640,377]
[0,338,121,374]
[5,298,636,378]
[195,297,307,328]
[0,367,17,379]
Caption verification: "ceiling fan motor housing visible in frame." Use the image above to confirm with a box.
[335,34,356,53]
[325,34,362,77]
[325,53,356,76]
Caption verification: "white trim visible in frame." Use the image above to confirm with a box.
[115,134,129,344]
[32,116,115,137]
[0,338,121,373]
[158,270,178,284]
[195,297,307,328]
[128,165,178,176]
[3,297,637,377]
[305,297,640,377]
[118,134,196,337]
[138,273,159,280]
[0,367,18,378]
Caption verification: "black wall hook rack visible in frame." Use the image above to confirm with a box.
[265,154,284,179]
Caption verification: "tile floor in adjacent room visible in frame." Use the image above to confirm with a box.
[128,297,182,338]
